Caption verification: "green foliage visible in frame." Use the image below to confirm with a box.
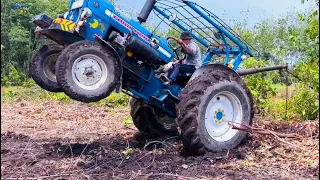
[1,65,24,86]
[293,60,319,92]
[1,85,70,103]
[1,0,69,79]
[124,117,133,125]
[240,160,251,167]
[1,83,130,107]
[268,84,319,120]
[22,78,37,88]
[90,92,129,108]
[289,85,319,120]
[241,58,276,115]
[236,2,319,120]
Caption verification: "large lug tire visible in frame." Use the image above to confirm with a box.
[56,40,121,103]
[130,97,179,137]
[176,66,254,156]
[30,44,63,92]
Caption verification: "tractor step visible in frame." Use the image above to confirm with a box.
[151,90,179,104]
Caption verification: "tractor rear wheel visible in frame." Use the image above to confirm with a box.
[130,97,179,137]
[176,65,254,156]
[56,40,121,102]
[30,44,63,92]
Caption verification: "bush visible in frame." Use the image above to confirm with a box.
[22,78,37,88]
[1,65,24,86]
[241,58,277,115]
[268,84,319,120]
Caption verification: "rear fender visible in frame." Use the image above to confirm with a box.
[189,64,241,82]
[94,35,123,92]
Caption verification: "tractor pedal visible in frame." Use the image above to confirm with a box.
[151,94,168,102]
[166,90,179,103]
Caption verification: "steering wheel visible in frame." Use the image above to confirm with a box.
[166,36,186,61]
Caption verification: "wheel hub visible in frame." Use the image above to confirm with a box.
[214,109,226,123]
[43,54,59,82]
[83,66,95,77]
[72,54,107,90]
[205,91,243,142]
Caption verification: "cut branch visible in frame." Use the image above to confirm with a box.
[228,123,303,139]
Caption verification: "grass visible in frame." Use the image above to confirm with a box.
[1,82,297,108]
[271,83,297,99]
[1,81,130,108]
[1,85,70,103]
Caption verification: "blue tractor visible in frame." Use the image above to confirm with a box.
[30,0,287,156]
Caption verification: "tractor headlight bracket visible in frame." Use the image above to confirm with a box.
[80,8,92,20]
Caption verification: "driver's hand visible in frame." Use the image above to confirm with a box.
[173,60,180,64]
[177,38,183,44]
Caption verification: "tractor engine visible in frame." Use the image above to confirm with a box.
[125,36,159,64]
[109,31,161,66]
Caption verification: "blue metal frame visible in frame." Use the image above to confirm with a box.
[33,0,255,118]
[185,1,253,57]
[153,0,255,71]
[153,6,209,48]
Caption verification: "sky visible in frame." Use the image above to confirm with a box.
[115,0,315,28]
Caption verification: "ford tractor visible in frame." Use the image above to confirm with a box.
[30,0,288,155]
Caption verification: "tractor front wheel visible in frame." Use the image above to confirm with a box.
[56,40,121,102]
[130,97,179,137]
[176,66,254,156]
[30,44,63,92]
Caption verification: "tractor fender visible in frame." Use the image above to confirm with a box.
[35,28,84,45]
[94,36,123,92]
[189,63,240,82]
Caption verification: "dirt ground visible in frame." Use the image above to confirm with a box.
[1,100,319,179]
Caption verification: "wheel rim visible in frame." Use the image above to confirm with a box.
[72,54,108,90]
[43,54,59,82]
[204,91,243,142]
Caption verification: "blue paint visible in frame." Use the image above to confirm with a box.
[202,51,214,66]
[232,52,243,71]
[12,3,29,9]
[221,34,230,66]
[33,0,256,119]
[216,111,223,120]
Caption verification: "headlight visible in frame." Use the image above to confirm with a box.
[80,8,92,19]
[71,0,84,9]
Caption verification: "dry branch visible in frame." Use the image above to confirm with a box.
[229,122,310,151]
[228,122,303,139]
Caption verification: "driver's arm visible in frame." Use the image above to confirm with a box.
[179,41,197,56]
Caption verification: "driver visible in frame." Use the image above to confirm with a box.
[160,31,202,85]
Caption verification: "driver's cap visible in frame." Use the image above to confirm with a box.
[180,31,192,40]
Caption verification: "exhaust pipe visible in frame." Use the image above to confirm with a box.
[138,0,156,23]
[236,64,288,76]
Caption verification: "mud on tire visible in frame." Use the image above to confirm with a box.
[56,40,121,103]
[30,44,63,92]
[130,97,179,137]
[176,65,254,156]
